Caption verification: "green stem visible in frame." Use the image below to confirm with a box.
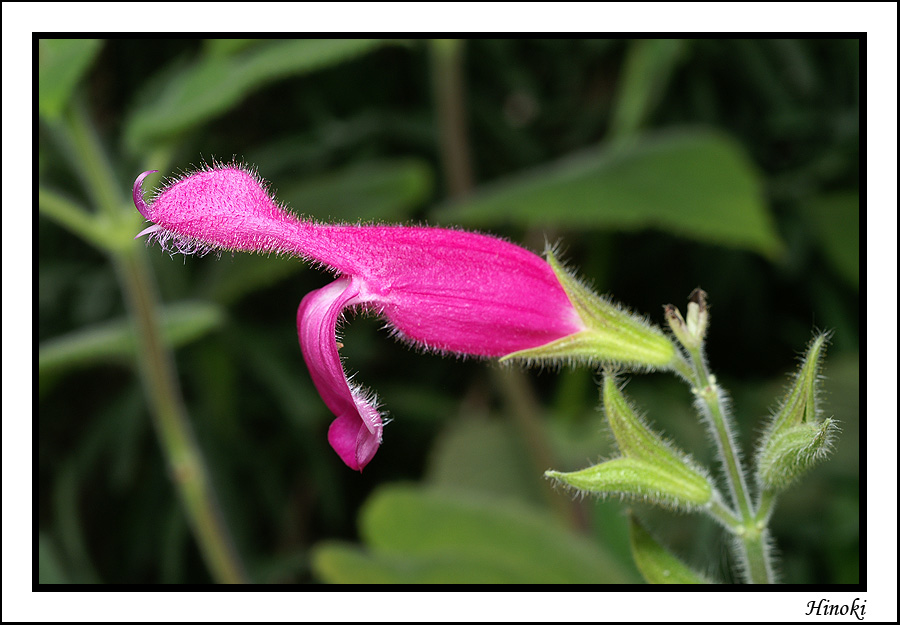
[114,250,248,584]
[53,100,124,217]
[684,345,773,583]
[430,38,474,198]
[493,367,590,533]
[49,99,248,583]
[38,187,114,251]
[706,493,741,533]
[755,489,778,525]
[738,526,773,585]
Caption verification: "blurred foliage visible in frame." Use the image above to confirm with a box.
[313,484,633,583]
[627,514,713,584]
[38,38,859,584]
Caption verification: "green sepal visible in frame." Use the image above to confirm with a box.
[757,419,839,490]
[546,374,713,509]
[628,514,713,584]
[502,251,680,370]
[755,333,837,491]
[546,457,712,509]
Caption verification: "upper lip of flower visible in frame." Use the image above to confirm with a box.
[133,166,584,471]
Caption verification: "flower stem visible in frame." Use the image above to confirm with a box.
[493,367,590,532]
[38,187,114,251]
[50,100,248,583]
[430,38,474,198]
[114,250,248,583]
[58,100,123,217]
[755,488,778,525]
[683,344,773,583]
[706,492,742,533]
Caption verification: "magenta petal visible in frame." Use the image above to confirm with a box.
[297,277,383,471]
[132,170,158,220]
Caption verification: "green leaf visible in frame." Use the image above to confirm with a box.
[313,542,568,584]
[803,192,859,289]
[440,128,784,260]
[628,515,712,584]
[279,158,434,222]
[124,39,395,150]
[609,39,689,139]
[38,534,70,584]
[38,39,104,119]
[39,301,226,376]
[311,484,633,583]
[202,255,304,305]
[425,416,546,507]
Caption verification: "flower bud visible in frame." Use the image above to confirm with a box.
[755,333,838,491]
[664,288,708,350]
[757,419,839,490]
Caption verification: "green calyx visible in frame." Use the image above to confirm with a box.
[755,333,838,491]
[502,251,681,370]
[546,375,713,510]
[546,457,712,509]
[757,419,839,490]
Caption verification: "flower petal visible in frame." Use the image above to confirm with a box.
[297,277,382,471]
[324,226,583,356]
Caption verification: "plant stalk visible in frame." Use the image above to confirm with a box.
[430,38,474,198]
[684,344,773,583]
[114,250,248,583]
[52,100,248,583]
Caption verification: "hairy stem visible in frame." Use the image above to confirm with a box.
[53,101,248,583]
[684,344,773,583]
[114,250,248,583]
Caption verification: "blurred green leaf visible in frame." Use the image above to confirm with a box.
[39,301,225,377]
[312,484,633,583]
[629,514,712,584]
[38,39,104,119]
[440,128,785,260]
[280,158,434,222]
[38,534,70,584]
[609,39,689,139]
[314,542,572,583]
[202,255,304,305]
[203,38,261,57]
[425,416,545,506]
[125,39,395,149]
[803,191,859,289]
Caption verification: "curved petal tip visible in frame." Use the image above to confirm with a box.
[133,170,159,220]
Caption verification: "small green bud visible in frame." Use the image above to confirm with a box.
[546,375,714,510]
[503,251,681,370]
[628,514,713,584]
[755,333,838,491]
[757,419,839,490]
[664,288,708,350]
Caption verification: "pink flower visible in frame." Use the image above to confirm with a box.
[134,166,585,471]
